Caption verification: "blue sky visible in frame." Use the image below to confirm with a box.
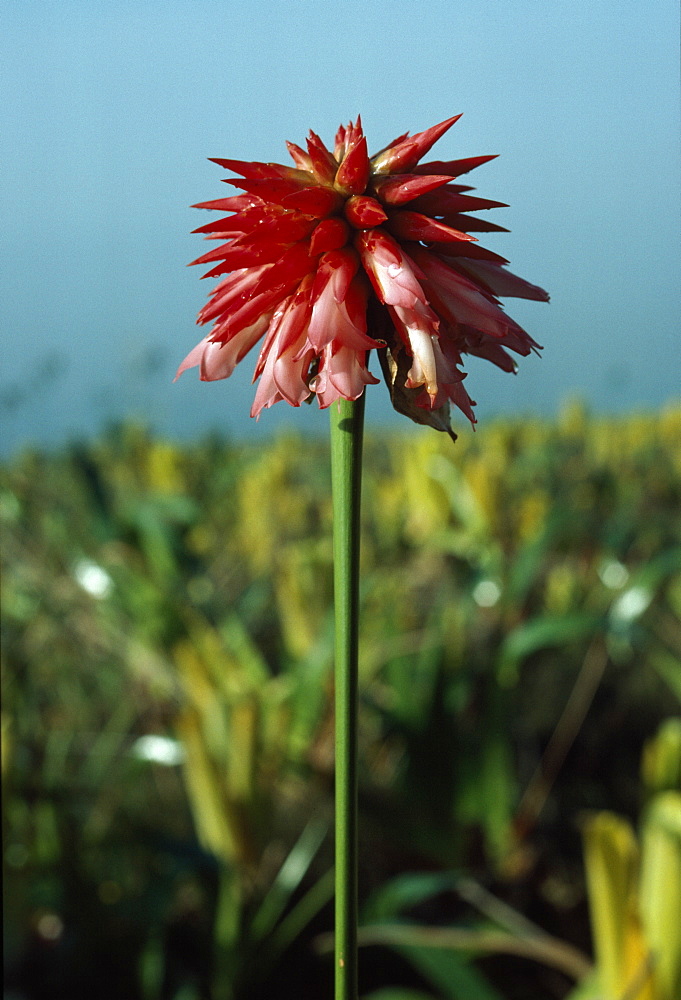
[1,0,679,453]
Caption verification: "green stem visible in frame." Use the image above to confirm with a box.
[330,393,365,1000]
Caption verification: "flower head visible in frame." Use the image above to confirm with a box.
[177,115,548,437]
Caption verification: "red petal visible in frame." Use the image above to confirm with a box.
[286,141,313,172]
[409,246,527,340]
[371,173,452,206]
[197,203,266,228]
[433,242,509,264]
[371,115,462,174]
[310,217,351,255]
[222,176,314,204]
[192,195,260,212]
[455,260,550,301]
[335,135,370,195]
[193,203,301,236]
[412,154,498,176]
[281,186,342,217]
[306,131,338,184]
[344,195,388,229]
[192,217,248,236]
[207,258,312,337]
[190,239,289,272]
[209,158,308,183]
[410,188,508,214]
[197,267,270,325]
[386,210,476,244]
[247,242,315,299]
[438,214,509,233]
[334,123,347,160]
[191,213,317,269]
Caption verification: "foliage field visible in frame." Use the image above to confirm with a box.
[2,402,680,999]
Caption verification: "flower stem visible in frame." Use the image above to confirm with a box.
[330,394,365,1000]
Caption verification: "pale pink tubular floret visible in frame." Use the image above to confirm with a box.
[355,230,428,311]
[175,312,273,383]
[250,290,315,417]
[178,114,548,435]
[314,345,380,409]
[307,250,378,353]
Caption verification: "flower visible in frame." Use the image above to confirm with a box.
[177,115,548,437]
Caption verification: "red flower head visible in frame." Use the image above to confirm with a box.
[177,116,548,437]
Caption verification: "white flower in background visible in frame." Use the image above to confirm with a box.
[73,558,113,599]
[131,735,185,766]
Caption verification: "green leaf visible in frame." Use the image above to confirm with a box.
[397,943,504,1000]
[250,818,328,942]
[361,871,459,924]
[499,612,602,684]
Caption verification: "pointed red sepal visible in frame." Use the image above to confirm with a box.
[334,124,347,160]
[306,131,338,184]
[371,173,452,206]
[433,242,509,264]
[412,154,498,176]
[190,239,288,274]
[439,214,509,233]
[410,188,508,215]
[370,131,409,164]
[192,217,248,236]
[193,204,295,235]
[191,214,317,271]
[281,186,342,217]
[386,210,477,244]
[192,195,260,212]
[335,135,370,195]
[209,158,307,182]
[344,195,388,229]
[223,176,323,208]
[371,115,462,174]
[286,141,313,172]
[333,117,365,160]
[310,217,351,255]
[457,260,550,301]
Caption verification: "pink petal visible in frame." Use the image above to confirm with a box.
[308,256,378,352]
[313,345,379,407]
[356,230,428,310]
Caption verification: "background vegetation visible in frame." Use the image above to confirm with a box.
[2,402,680,999]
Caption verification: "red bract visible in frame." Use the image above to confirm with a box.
[177,115,548,436]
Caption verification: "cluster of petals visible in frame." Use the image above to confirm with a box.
[177,115,548,434]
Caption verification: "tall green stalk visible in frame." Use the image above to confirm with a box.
[330,393,365,1000]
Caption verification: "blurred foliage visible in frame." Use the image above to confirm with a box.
[571,720,681,1000]
[1,401,680,999]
